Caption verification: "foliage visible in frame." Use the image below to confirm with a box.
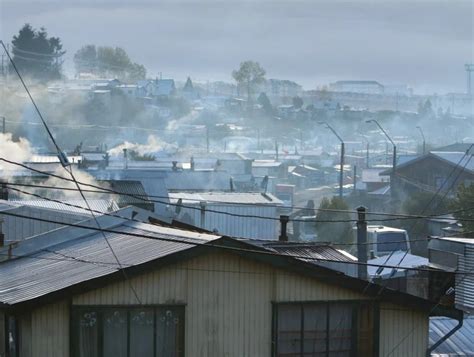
[451,183,474,237]
[401,191,451,239]
[232,60,266,102]
[292,96,304,109]
[257,92,273,115]
[74,44,146,82]
[11,24,65,81]
[417,99,434,117]
[315,197,353,244]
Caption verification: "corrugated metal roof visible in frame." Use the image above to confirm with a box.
[10,199,119,216]
[367,252,428,278]
[169,192,283,205]
[264,243,357,263]
[100,180,151,207]
[432,152,474,173]
[0,221,220,306]
[430,316,474,356]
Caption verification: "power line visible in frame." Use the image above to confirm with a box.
[1,41,142,304]
[1,209,473,275]
[5,183,437,248]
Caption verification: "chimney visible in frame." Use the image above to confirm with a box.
[0,218,4,247]
[123,148,128,169]
[229,177,234,192]
[279,215,289,242]
[172,161,178,171]
[356,206,368,280]
[0,182,8,201]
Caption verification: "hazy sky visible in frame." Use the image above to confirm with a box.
[1,0,473,94]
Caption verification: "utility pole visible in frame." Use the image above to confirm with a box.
[206,125,210,153]
[1,117,5,134]
[416,126,426,155]
[319,122,344,199]
[353,165,357,194]
[366,120,397,198]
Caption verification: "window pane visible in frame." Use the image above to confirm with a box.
[156,307,184,357]
[130,309,154,357]
[303,305,327,356]
[277,305,302,356]
[328,304,352,357]
[103,310,127,357]
[77,311,99,357]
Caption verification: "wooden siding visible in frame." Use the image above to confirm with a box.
[30,300,69,357]
[19,251,428,356]
[379,303,428,357]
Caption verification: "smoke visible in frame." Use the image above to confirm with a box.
[108,135,178,158]
[0,133,33,170]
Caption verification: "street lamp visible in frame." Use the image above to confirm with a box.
[366,120,396,197]
[357,133,370,168]
[318,121,344,199]
[0,116,5,134]
[416,126,426,155]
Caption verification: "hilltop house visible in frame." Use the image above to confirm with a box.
[0,209,462,357]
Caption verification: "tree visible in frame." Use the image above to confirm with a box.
[73,45,146,82]
[315,197,353,245]
[402,191,451,241]
[451,183,474,237]
[292,96,304,109]
[257,92,273,115]
[232,60,266,102]
[11,24,65,81]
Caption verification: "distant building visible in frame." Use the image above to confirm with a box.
[137,78,176,97]
[329,80,385,95]
[260,78,303,98]
[181,76,199,100]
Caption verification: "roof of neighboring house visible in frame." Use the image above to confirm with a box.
[433,143,474,153]
[430,316,474,356]
[10,199,119,216]
[99,180,150,208]
[333,80,383,86]
[368,185,391,195]
[368,252,428,278]
[252,160,282,168]
[169,192,282,205]
[164,171,233,191]
[362,168,390,183]
[0,211,461,315]
[381,151,474,175]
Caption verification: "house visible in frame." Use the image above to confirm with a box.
[382,151,474,198]
[137,79,176,97]
[168,192,282,239]
[329,80,385,95]
[0,211,460,356]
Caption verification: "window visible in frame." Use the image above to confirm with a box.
[273,301,377,357]
[72,306,184,357]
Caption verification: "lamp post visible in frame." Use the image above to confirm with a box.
[319,121,344,199]
[358,133,370,168]
[366,120,396,197]
[0,116,4,134]
[416,126,426,155]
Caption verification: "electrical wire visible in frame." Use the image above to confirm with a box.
[4,183,436,248]
[1,209,473,275]
[1,41,142,304]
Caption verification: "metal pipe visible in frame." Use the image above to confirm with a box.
[357,206,368,280]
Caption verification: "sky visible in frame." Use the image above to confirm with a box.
[1,0,473,94]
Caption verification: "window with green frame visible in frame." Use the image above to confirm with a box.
[72,305,184,357]
[272,301,378,357]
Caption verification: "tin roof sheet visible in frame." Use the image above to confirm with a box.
[10,199,119,216]
[430,316,474,356]
[0,221,220,305]
[169,192,283,205]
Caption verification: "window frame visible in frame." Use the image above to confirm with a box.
[271,300,379,357]
[70,304,185,357]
